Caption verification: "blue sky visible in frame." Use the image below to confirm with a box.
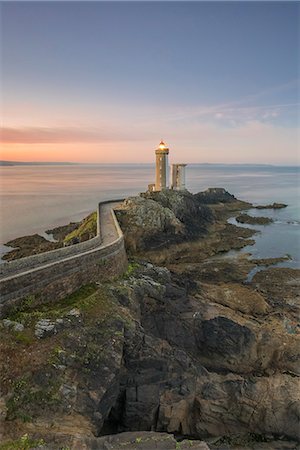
[1,1,299,164]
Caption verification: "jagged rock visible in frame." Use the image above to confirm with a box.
[35,319,58,338]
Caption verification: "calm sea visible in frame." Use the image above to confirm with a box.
[0,164,299,267]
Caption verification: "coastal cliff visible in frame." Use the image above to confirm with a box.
[0,188,299,449]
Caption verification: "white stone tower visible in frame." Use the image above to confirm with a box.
[155,140,169,191]
[171,164,187,190]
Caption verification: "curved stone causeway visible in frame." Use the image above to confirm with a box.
[0,200,128,312]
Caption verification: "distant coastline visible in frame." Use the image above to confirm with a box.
[1,160,298,167]
[0,160,78,166]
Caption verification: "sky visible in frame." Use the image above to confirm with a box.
[1,1,299,164]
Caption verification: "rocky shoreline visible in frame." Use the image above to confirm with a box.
[0,188,299,449]
[236,214,273,225]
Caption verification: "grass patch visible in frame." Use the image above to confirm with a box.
[14,330,34,346]
[6,375,61,422]
[4,284,98,326]
[215,433,269,446]
[63,211,97,245]
[0,434,45,450]
[123,261,140,278]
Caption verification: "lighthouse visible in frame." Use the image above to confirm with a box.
[147,140,187,192]
[155,140,169,191]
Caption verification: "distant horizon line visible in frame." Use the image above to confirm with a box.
[0,160,299,168]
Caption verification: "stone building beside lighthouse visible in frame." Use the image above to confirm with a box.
[148,140,187,192]
[171,163,187,190]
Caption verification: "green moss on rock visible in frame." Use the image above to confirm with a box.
[63,211,97,245]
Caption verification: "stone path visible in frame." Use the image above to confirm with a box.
[100,202,121,245]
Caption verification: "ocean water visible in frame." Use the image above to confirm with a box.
[0,164,299,267]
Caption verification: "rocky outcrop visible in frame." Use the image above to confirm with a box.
[2,234,62,261]
[194,187,239,204]
[255,203,287,209]
[46,221,79,241]
[115,188,250,253]
[114,196,185,252]
[236,214,273,225]
[142,189,214,236]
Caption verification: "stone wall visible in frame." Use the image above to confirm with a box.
[0,200,124,278]
[0,201,128,313]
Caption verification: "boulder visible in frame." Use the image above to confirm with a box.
[114,196,184,252]
[2,319,24,332]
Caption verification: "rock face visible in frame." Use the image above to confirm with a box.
[142,189,214,236]
[194,315,256,359]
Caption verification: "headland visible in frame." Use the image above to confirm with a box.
[0,185,299,450]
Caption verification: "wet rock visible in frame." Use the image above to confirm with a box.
[236,214,273,225]
[3,234,62,261]
[255,202,287,209]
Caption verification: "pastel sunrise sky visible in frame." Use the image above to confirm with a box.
[1,1,299,164]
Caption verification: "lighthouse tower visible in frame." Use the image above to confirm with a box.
[155,140,169,191]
